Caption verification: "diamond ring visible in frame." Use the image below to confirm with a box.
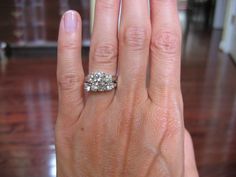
[84,72,117,92]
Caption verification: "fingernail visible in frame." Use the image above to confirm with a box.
[64,11,77,32]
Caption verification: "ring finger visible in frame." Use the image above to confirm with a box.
[89,0,120,78]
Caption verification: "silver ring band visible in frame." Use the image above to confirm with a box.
[84,72,117,92]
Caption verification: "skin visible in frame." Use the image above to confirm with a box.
[55,0,199,177]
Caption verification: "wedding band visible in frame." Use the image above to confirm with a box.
[84,72,117,92]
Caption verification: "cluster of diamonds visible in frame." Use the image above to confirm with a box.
[84,72,117,92]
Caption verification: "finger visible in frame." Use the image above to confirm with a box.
[149,0,182,102]
[184,130,199,177]
[89,0,120,75]
[118,0,151,94]
[57,10,84,124]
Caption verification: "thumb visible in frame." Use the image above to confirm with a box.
[184,130,199,177]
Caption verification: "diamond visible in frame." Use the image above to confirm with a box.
[85,72,117,92]
[84,83,91,92]
[98,86,105,91]
[106,85,112,90]
[91,85,98,91]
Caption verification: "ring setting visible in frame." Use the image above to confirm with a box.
[84,72,117,92]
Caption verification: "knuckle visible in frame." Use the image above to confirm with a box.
[123,26,149,51]
[61,41,79,51]
[151,30,180,55]
[98,0,116,10]
[151,83,181,103]
[155,106,182,139]
[58,73,83,91]
[165,117,182,137]
[93,43,117,65]
[153,0,177,4]
[158,78,180,90]
[159,105,183,138]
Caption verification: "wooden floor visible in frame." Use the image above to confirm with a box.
[0,28,236,177]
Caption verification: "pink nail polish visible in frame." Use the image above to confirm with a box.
[64,11,77,32]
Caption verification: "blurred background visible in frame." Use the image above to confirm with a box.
[0,0,236,177]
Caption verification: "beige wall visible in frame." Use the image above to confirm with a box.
[220,0,236,62]
[90,0,95,33]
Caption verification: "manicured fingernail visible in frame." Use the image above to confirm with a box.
[64,11,77,32]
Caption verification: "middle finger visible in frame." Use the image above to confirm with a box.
[117,0,151,96]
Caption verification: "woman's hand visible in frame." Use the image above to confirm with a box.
[55,0,199,177]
